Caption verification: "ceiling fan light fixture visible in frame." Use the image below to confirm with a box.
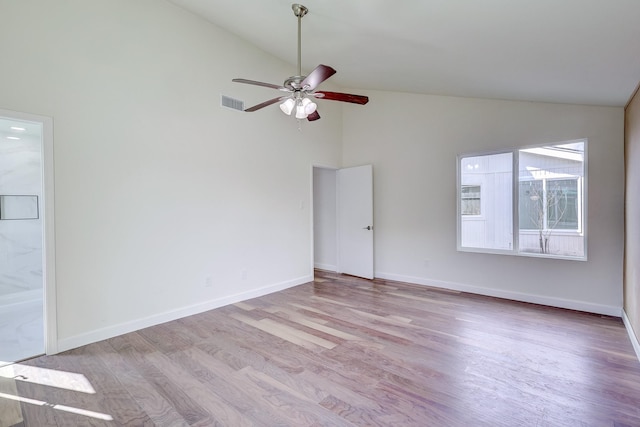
[231,3,369,122]
[294,97,317,119]
[295,102,308,119]
[280,98,295,115]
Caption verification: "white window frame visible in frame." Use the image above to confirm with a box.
[457,139,587,261]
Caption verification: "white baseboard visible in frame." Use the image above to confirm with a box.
[375,271,622,317]
[314,263,337,272]
[622,310,640,363]
[56,274,313,353]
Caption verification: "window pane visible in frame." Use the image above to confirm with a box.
[518,142,584,257]
[460,153,512,250]
[461,185,481,215]
[547,179,578,229]
[519,180,543,230]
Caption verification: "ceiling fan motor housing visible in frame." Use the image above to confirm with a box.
[284,76,306,91]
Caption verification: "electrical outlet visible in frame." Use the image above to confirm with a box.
[241,268,248,280]
[205,276,213,287]
[423,259,430,267]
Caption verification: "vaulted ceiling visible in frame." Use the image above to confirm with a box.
[167,0,640,107]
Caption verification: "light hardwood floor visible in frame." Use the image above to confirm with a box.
[2,270,640,426]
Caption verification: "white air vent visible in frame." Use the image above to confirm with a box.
[221,95,244,112]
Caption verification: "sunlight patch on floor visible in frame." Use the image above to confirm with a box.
[0,363,96,394]
[0,392,114,421]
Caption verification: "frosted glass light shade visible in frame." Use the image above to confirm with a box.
[294,97,317,119]
[302,97,317,115]
[295,103,307,119]
[280,98,295,115]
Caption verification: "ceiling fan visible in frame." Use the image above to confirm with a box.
[232,3,369,122]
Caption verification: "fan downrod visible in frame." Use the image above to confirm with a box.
[290,4,309,87]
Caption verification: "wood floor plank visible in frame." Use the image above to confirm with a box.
[181,343,329,426]
[14,353,115,427]
[236,365,357,426]
[269,308,364,341]
[233,302,256,311]
[4,270,640,426]
[229,312,335,351]
[88,340,190,427]
[111,343,214,426]
[171,345,292,425]
[143,350,250,427]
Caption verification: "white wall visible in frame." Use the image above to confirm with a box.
[0,0,342,350]
[313,167,337,271]
[342,90,624,315]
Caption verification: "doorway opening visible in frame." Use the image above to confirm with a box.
[312,166,338,275]
[0,110,56,364]
[312,164,374,281]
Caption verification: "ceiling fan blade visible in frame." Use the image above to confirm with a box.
[244,96,287,112]
[300,64,336,91]
[307,111,321,121]
[314,91,369,105]
[232,78,285,91]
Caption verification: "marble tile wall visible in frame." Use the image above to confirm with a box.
[0,123,43,302]
[0,297,43,362]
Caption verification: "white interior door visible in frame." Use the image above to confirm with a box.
[337,165,374,279]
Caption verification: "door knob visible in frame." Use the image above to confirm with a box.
[363,225,372,230]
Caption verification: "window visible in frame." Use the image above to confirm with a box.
[458,140,586,259]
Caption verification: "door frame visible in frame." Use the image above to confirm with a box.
[0,108,57,355]
[310,163,374,279]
